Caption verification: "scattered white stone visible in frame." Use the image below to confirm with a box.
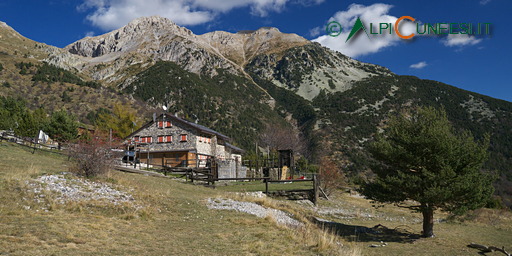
[234,191,267,198]
[207,198,302,228]
[27,173,135,205]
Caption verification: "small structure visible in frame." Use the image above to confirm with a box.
[124,114,244,178]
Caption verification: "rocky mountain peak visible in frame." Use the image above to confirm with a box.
[65,16,197,58]
[200,26,309,66]
[0,21,12,30]
[0,21,26,40]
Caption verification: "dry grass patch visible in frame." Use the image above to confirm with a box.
[314,191,512,256]
[223,193,362,255]
[0,142,325,255]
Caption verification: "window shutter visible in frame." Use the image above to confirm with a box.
[165,121,171,127]
[158,121,163,128]
[158,136,163,143]
[167,135,172,142]
[134,136,139,142]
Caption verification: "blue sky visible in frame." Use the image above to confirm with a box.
[0,0,510,102]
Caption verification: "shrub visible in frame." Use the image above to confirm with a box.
[68,136,120,178]
[318,156,346,196]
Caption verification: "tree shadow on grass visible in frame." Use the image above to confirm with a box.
[313,217,421,243]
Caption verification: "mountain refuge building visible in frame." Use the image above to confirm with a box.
[124,114,244,178]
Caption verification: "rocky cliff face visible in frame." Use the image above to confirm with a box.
[66,16,199,58]
[57,16,391,100]
[246,43,391,101]
[63,16,240,79]
[201,27,309,66]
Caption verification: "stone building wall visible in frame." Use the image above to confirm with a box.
[128,117,197,152]
[195,135,214,155]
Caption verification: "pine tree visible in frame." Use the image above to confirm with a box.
[46,110,78,144]
[361,106,494,237]
[15,111,38,138]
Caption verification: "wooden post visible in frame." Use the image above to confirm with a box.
[235,157,238,179]
[265,177,269,195]
[31,134,39,154]
[255,145,259,181]
[313,174,319,206]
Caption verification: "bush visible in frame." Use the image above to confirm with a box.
[485,196,506,209]
[68,136,119,178]
[318,156,346,196]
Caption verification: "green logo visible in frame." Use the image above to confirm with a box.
[325,16,492,42]
[326,21,342,37]
[346,17,370,43]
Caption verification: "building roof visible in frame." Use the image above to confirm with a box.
[225,142,244,154]
[125,113,231,141]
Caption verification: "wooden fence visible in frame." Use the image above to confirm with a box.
[133,159,321,205]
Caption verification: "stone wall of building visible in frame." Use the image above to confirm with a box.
[215,143,226,159]
[195,135,214,155]
[128,117,197,152]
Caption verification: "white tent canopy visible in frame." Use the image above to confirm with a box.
[37,130,50,144]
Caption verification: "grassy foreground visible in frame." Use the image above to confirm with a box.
[1,141,511,255]
[0,141,353,255]
[316,192,512,256]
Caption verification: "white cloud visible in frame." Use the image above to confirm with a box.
[81,0,213,30]
[312,3,416,58]
[442,34,482,47]
[191,0,288,16]
[84,31,95,37]
[410,61,427,69]
[480,0,491,5]
[309,26,321,37]
[80,0,322,31]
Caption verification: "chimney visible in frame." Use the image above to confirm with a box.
[152,113,156,122]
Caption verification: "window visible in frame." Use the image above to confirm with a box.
[158,135,172,143]
[180,134,188,142]
[134,136,140,142]
[158,121,172,128]
[141,136,152,143]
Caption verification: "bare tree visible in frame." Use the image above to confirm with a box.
[68,135,120,178]
[318,156,346,196]
[259,123,307,156]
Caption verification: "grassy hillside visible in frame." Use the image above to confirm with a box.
[309,75,512,205]
[1,141,512,255]
[316,192,512,256]
[0,55,150,125]
[0,141,353,255]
